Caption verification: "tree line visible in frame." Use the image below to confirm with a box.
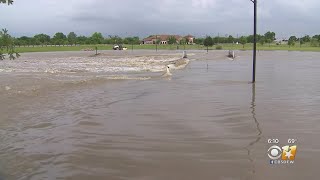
[5,31,320,48]
[199,31,320,48]
[12,32,141,47]
[288,35,320,47]
[196,32,276,46]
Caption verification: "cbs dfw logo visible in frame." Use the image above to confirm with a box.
[267,145,297,165]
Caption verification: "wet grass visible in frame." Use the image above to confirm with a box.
[13,43,320,53]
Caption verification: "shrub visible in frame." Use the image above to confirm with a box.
[216,45,223,50]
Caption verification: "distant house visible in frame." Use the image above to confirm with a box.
[142,35,195,44]
[185,35,195,44]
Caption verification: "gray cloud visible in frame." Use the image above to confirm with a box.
[0,0,320,38]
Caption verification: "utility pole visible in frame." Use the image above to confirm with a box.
[251,0,257,83]
[156,35,158,52]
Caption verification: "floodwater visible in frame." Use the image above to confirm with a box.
[0,50,319,180]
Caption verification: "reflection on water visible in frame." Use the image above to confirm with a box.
[245,83,262,179]
[1,50,320,180]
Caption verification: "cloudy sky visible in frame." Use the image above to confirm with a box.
[1,0,319,38]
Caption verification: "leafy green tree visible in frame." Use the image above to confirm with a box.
[91,32,104,44]
[179,38,186,45]
[265,38,272,47]
[123,37,140,45]
[132,37,140,44]
[0,29,20,60]
[264,31,276,41]
[85,37,93,45]
[123,38,129,44]
[17,36,32,46]
[245,34,269,44]
[239,36,247,48]
[259,37,265,46]
[313,35,320,40]
[52,32,67,46]
[156,38,161,44]
[299,38,305,47]
[203,36,213,52]
[0,1,19,60]
[263,32,275,47]
[289,36,297,42]
[34,34,50,46]
[246,35,254,43]
[108,35,123,44]
[227,35,235,43]
[301,35,311,43]
[310,38,318,47]
[288,36,296,47]
[194,38,204,45]
[167,36,177,45]
[123,36,141,45]
[314,35,320,42]
[67,32,77,45]
[76,36,88,45]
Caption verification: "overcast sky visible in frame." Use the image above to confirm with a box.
[1,0,319,38]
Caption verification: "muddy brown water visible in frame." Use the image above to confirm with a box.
[0,50,320,180]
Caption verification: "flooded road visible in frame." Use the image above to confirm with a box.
[0,50,320,180]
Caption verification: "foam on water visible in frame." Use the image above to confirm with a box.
[0,55,187,74]
[0,53,190,96]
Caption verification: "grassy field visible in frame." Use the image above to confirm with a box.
[13,43,320,53]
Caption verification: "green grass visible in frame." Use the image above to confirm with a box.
[13,43,320,53]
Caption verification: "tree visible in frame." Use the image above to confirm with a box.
[52,32,67,46]
[34,34,50,46]
[264,31,276,41]
[108,35,123,44]
[203,36,213,52]
[76,36,88,45]
[17,36,32,46]
[239,36,247,48]
[299,38,305,48]
[301,35,311,43]
[313,35,320,42]
[194,38,204,45]
[67,32,77,45]
[123,38,129,44]
[246,35,254,43]
[310,38,318,47]
[0,29,20,60]
[179,38,186,45]
[132,36,140,44]
[262,31,275,47]
[0,1,19,60]
[265,38,272,47]
[227,35,235,43]
[167,36,177,45]
[91,32,104,44]
[259,37,265,46]
[156,38,161,44]
[288,36,296,47]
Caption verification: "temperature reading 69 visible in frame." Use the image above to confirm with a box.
[288,139,297,144]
